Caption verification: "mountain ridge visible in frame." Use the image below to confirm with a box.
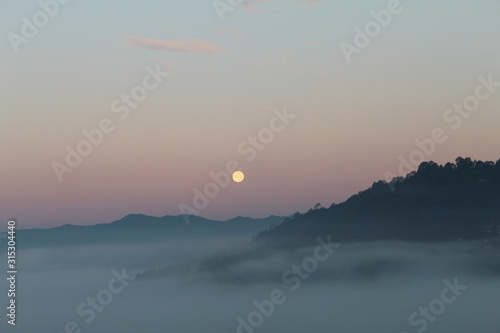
[0,214,285,250]
[255,157,500,246]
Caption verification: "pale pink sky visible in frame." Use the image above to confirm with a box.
[1,0,500,228]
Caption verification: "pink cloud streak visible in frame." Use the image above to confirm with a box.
[125,36,218,54]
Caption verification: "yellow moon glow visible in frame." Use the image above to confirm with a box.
[232,171,245,183]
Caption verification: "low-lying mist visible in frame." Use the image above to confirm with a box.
[1,237,499,333]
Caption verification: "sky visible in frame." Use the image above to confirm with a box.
[1,0,500,228]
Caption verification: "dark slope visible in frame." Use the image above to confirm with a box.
[255,157,500,247]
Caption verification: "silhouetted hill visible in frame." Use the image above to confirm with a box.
[0,215,284,250]
[255,157,500,246]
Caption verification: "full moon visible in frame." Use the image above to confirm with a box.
[232,171,245,183]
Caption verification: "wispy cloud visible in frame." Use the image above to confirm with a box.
[125,36,218,54]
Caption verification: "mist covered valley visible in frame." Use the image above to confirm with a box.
[1,234,500,333]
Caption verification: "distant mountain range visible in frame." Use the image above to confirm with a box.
[255,157,500,246]
[0,215,284,250]
[4,157,499,253]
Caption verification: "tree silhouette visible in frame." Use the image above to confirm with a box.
[256,157,500,246]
